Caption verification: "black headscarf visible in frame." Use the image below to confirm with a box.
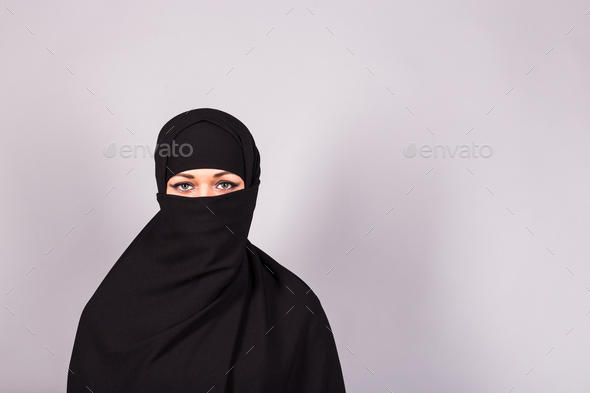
[161,117,248,187]
[67,108,346,392]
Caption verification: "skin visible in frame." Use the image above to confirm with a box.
[166,168,245,197]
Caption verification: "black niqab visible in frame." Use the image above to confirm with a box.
[67,108,346,392]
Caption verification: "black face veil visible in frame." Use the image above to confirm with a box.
[67,108,346,393]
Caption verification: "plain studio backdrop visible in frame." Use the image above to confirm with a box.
[2,0,590,392]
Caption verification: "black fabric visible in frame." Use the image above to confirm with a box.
[164,121,246,184]
[67,108,346,392]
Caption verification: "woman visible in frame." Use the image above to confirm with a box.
[67,108,346,392]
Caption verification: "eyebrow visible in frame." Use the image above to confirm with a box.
[173,171,234,180]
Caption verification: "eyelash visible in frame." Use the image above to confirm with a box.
[171,181,237,192]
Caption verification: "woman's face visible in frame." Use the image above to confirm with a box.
[166,168,245,197]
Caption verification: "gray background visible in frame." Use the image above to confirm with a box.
[2,0,589,391]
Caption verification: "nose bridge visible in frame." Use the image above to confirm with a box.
[196,183,216,197]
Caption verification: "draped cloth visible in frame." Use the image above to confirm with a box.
[67,108,346,392]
